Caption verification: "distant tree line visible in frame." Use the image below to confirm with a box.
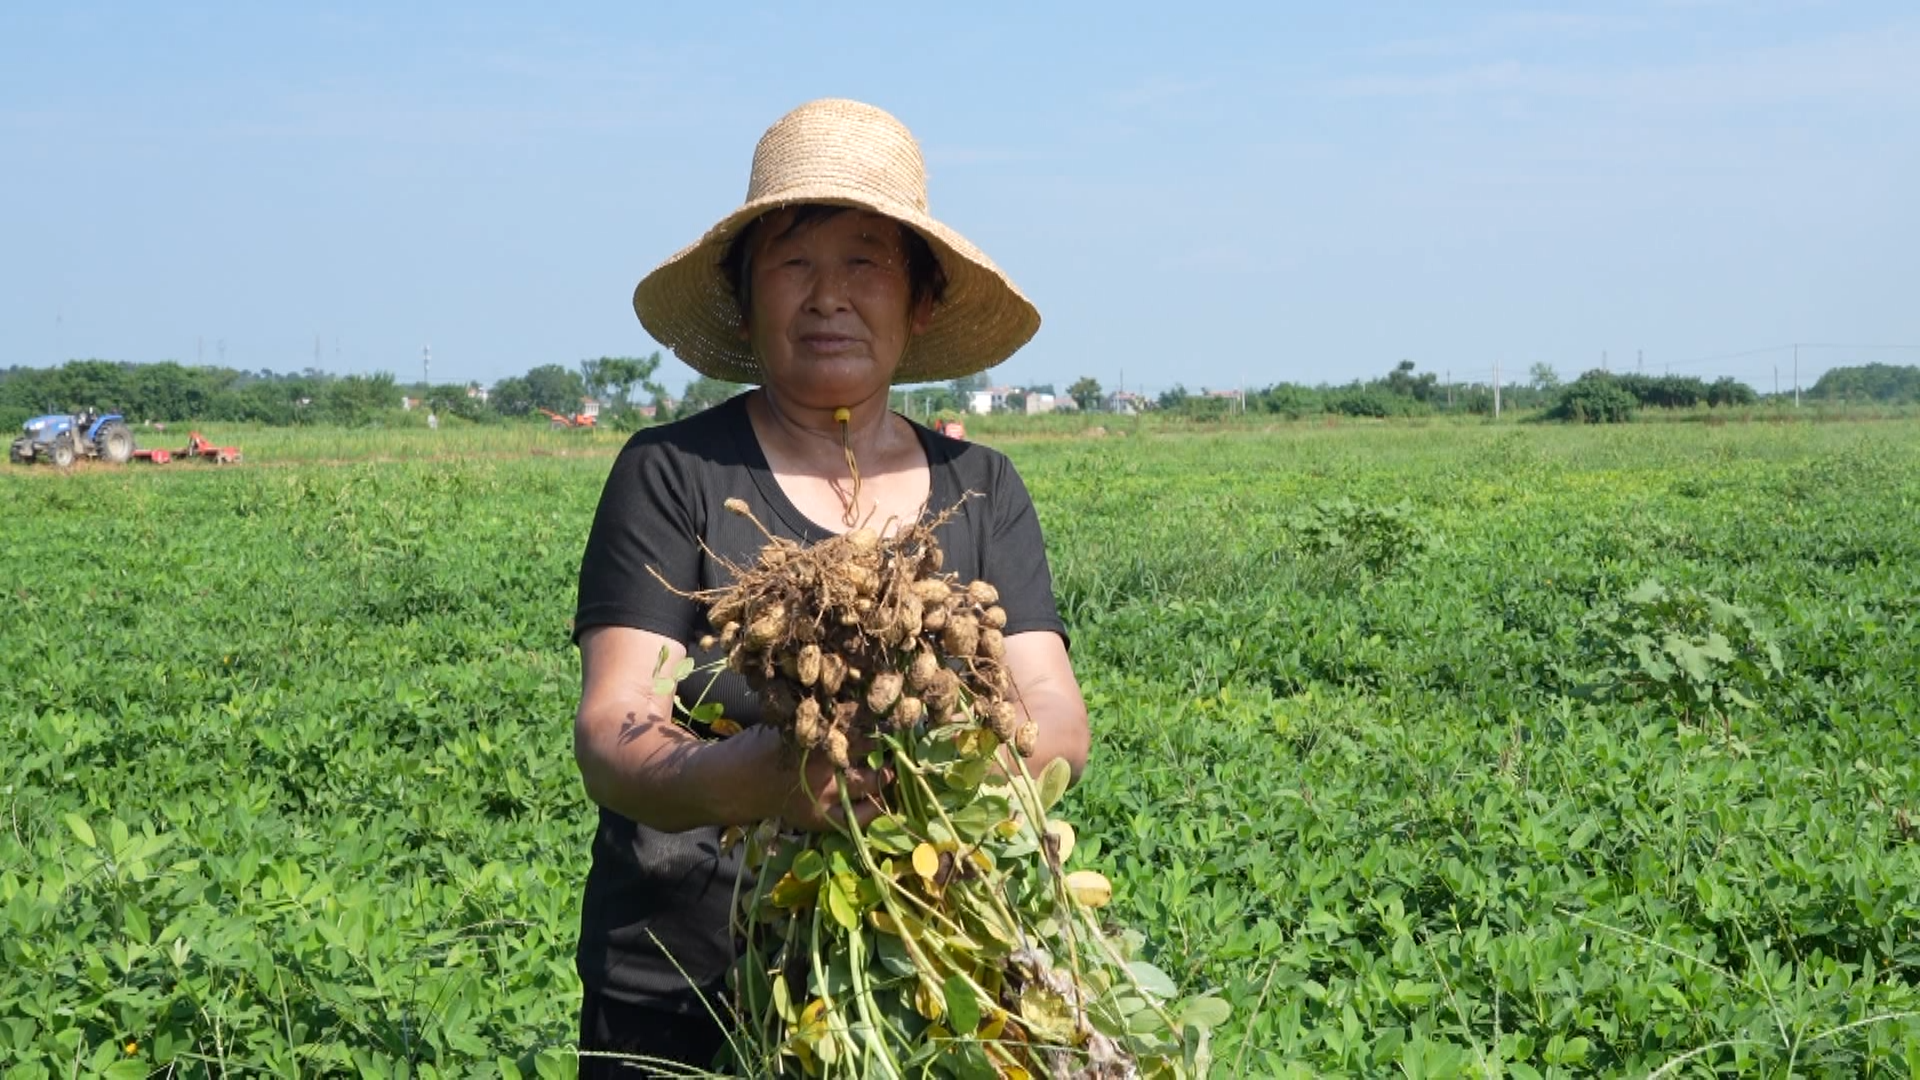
[8,356,1907,433]
[0,354,668,430]
[1806,362,1920,404]
[1142,361,1559,420]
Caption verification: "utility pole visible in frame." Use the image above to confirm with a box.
[1494,361,1502,420]
[1774,365,1779,398]
[423,345,431,390]
[1446,370,1452,409]
[1637,349,1643,373]
[1602,350,1608,374]
[1793,343,1800,407]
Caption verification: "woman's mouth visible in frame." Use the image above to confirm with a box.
[800,334,860,354]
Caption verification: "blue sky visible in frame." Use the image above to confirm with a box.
[4,2,1916,398]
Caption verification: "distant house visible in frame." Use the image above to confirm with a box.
[1105,391,1149,415]
[1025,392,1077,415]
[400,396,420,411]
[968,386,1016,414]
[580,397,601,419]
[466,384,491,404]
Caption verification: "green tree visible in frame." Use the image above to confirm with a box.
[1529,362,1562,393]
[319,372,400,426]
[1547,372,1637,423]
[949,373,989,404]
[676,376,748,418]
[490,376,534,416]
[1808,363,1920,403]
[1382,360,1438,403]
[1067,377,1104,412]
[523,364,589,415]
[580,353,665,410]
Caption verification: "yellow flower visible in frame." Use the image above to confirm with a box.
[125,1041,138,1055]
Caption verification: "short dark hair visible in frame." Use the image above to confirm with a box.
[719,204,948,322]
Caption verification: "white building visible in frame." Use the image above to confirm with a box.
[968,386,1016,414]
[1025,392,1077,415]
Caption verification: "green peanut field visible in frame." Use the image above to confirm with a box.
[4,415,1919,1077]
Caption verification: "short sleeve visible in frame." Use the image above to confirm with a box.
[574,438,705,645]
[979,456,1069,647]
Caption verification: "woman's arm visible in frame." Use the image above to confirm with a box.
[574,625,893,832]
[1001,630,1091,783]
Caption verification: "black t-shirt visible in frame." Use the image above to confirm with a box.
[572,392,1067,1009]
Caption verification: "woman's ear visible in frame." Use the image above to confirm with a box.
[909,294,937,336]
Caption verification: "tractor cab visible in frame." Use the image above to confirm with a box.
[10,410,136,467]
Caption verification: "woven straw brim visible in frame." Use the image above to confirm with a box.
[633,197,1040,385]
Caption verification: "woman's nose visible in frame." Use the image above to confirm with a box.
[805,265,851,313]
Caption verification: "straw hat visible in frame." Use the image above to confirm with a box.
[632,99,1040,384]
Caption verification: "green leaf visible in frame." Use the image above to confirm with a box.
[1127,960,1179,999]
[63,814,96,849]
[792,849,826,882]
[825,874,859,931]
[1626,579,1666,605]
[771,970,796,1024]
[1567,818,1600,852]
[943,972,980,1033]
[1175,994,1232,1032]
[1390,979,1441,1006]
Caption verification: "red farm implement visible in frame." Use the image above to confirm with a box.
[134,431,243,465]
[537,408,598,430]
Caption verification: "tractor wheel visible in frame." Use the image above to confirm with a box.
[550,419,568,430]
[48,439,76,468]
[95,421,135,464]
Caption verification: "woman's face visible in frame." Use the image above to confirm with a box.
[741,208,932,408]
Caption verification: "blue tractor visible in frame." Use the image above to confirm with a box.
[9,409,138,467]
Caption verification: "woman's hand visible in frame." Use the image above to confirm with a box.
[735,724,896,832]
[997,630,1090,785]
[575,625,899,833]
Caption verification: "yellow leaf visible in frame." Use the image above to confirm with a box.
[1036,756,1071,811]
[1045,820,1076,863]
[868,908,899,935]
[912,842,941,880]
[915,979,944,1020]
[768,871,819,909]
[709,717,743,737]
[1064,870,1112,909]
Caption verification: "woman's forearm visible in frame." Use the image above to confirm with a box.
[574,698,781,831]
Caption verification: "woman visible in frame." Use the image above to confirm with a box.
[571,99,1090,1075]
